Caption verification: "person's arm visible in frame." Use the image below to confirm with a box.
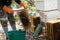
[2,5,14,14]
[15,0,28,9]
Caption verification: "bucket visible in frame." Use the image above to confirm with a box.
[7,30,26,40]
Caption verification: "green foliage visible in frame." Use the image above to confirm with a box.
[11,0,36,12]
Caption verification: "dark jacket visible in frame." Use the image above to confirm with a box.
[0,0,21,8]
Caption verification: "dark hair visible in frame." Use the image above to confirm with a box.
[19,10,30,26]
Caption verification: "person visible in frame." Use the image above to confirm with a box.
[0,0,28,39]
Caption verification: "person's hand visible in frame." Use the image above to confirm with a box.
[20,2,28,9]
[3,5,14,14]
[23,4,28,9]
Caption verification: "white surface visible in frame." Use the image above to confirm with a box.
[47,20,60,23]
[44,0,57,10]
[13,7,24,11]
[34,0,44,1]
[58,0,60,10]
[34,0,44,10]
[34,0,58,10]
[43,10,60,21]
